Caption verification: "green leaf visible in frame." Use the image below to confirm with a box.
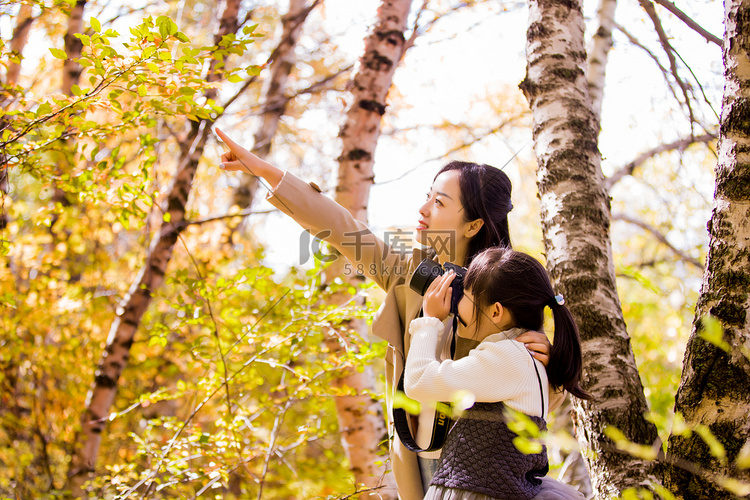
[50,48,67,60]
[137,84,147,97]
[715,477,750,497]
[148,336,167,347]
[699,314,731,352]
[90,17,101,33]
[71,85,83,96]
[604,426,659,461]
[227,74,244,83]
[512,436,543,455]
[695,424,727,464]
[736,440,750,470]
[392,391,421,415]
[167,19,178,36]
[163,212,171,223]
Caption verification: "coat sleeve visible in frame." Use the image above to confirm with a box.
[265,171,411,291]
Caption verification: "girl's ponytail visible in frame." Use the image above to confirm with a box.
[547,300,589,400]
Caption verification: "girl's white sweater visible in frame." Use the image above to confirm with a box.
[405,316,549,419]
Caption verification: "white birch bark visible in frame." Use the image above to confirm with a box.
[519,0,661,496]
[322,0,414,497]
[666,0,750,497]
[586,0,617,123]
[66,1,242,494]
[232,0,309,211]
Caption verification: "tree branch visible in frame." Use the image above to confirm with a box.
[611,213,703,269]
[219,0,323,115]
[184,208,276,227]
[605,133,716,189]
[375,114,528,185]
[615,23,683,108]
[651,0,722,47]
[639,0,696,130]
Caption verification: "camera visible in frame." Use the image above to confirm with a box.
[409,258,467,314]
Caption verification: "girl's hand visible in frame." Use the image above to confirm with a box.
[516,330,551,367]
[422,271,455,321]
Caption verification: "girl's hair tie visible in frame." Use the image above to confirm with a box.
[549,294,565,307]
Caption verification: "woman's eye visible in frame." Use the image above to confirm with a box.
[434,199,442,206]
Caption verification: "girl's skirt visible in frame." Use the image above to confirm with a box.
[424,477,586,500]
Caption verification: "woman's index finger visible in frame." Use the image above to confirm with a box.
[214,127,241,151]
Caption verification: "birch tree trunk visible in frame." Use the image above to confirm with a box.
[232,0,309,211]
[586,0,617,124]
[66,1,241,494]
[519,0,661,496]
[321,0,414,496]
[665,1,750,497]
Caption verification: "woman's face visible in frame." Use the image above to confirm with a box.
[416,170,471,259]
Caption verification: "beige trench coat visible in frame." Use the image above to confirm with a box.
[267,171,480,499]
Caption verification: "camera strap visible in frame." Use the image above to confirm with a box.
[392,311,458,453]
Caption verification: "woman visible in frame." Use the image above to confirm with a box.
[214,128,559,499]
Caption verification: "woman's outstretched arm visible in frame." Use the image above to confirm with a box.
[214,128,411,292]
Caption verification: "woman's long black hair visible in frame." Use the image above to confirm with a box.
[463,247,590,400]
[435,161,513,265]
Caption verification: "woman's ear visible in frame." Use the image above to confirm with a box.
[464,218,484,238]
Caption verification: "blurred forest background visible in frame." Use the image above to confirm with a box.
[1,0,742,498]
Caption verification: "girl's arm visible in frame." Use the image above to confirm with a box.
[215,128,409,291]
[404,317,536,403]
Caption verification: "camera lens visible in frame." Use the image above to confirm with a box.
[409,258,444,295]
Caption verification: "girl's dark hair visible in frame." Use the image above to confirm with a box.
[435,161,513,265]
[463,247,590,400]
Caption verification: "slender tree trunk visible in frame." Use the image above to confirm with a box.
[2,4,36,230]
[232,0,310,212]
[519,0,661,496]
[66,1,242,495]
[62,0,86,96]
[7,3,34,86]
[586,0,617,125]
[50,0,86,221]
[322,0,414,496]
[665,1,750,497]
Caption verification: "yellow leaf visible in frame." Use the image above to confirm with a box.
[50,48,67,59]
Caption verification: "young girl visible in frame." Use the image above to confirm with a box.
[405,247,589,500]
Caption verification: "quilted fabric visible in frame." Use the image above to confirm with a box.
[430,402,549,499]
